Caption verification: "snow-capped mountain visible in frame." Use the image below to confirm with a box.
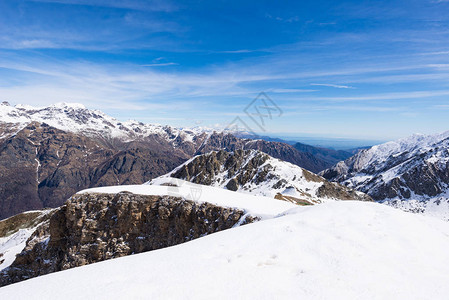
[1,200,449,299]
[0,101,365,219]
[320,131,449,220]
[0,101,205,146]
[0,101,335,172]
[151,149,371,205]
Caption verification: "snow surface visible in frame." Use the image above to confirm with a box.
[1,201,449,299]
[384,196,449,222]
[78,179,297,219]
[0,209,54,271]
[0,227,36,272]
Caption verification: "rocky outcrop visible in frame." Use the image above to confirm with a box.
[161,150,372,204]
[0,192,257,286]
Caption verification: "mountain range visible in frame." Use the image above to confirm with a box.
[0,102,352,219]
[321,131,449,220]
[0,101,449,296]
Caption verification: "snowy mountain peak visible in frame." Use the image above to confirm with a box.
[51,102,86,110]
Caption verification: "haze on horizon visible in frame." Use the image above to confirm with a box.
[1,0,449,141]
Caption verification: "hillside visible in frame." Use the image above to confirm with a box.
[1,201,448,299]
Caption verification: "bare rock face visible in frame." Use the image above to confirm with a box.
[0,122,188,219]
[0,192,257,286]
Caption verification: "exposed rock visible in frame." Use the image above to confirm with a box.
[159,150,372,204]
[0,192,258,286]
[197,133,331,173]
[0,209,55,238]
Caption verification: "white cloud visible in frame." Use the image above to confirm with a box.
[310,83,355,89]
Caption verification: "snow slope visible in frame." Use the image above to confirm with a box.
[383,197,449,222]
[79,180,297,219]
[0,228,37,272]
[1,201,449,299]
[0,209,54,271]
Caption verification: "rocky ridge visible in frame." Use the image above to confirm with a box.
[152,149,372,205]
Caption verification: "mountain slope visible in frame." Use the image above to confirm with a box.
[0,102,338,173]
[320,131,449,220]
[0,181,295,286]
[0,121,189,219]
[321,131,449,200]
[151,149,372,205]
[293,142,353,166]
[0,102,342,219]
[1,201,448,299]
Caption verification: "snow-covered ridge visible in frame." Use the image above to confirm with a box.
[0,102,211,143]
[349,131,449,171]
[1,201,449,299]
[150,149,370,205]
[320,130,449,221]
[322,129,449,191]
[78,180,297,219]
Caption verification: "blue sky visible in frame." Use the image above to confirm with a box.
[1,0,449,142]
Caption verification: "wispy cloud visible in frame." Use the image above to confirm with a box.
[310,83,355,89]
